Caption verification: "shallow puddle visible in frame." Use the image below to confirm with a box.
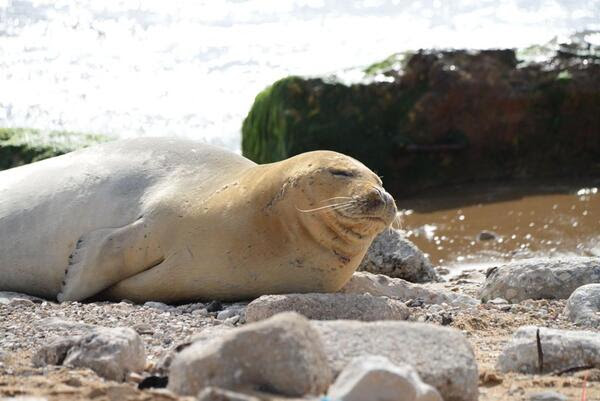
[395,180,600,272]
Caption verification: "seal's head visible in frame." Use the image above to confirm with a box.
[271,150,397,253]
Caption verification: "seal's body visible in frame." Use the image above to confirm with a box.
[0,138,396,303]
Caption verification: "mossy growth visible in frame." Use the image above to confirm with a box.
[0,127,111,170]
[241,76,429,178]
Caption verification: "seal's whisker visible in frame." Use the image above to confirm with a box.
[319,196,354,203]
[296,201,356,213]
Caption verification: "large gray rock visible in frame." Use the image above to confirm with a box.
[497,326,600,373]
[168,312,332,397]
[32,327,145,381]
[359,229,438,282]
[340,272,479,307]
[314,320,478,401]
[327,356,442,401]
[245,293,410,322]
[480,257,600,303]
[565,284,600,327]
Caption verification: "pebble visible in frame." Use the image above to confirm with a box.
[529,391,568,401]
[32,327,146,381]
[197,387,261,401]
[327,355,442,401]
[564,283,600,327]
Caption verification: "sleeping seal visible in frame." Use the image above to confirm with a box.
[0,138,396,303]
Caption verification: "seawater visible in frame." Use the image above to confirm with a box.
[396,181,600,270]
[1,0,599,150]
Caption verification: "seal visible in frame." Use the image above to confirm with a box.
[0,138,397,303]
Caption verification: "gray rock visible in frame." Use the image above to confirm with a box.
[245,293,410,322]
[155,325,236,375]
[565,284,600,327]
[529,391,568,401]
[197,387,260,401]
[168,312,332,397]
[0,398,49,401]
[216,304,246,321]
[314,320,478,401]
[32,327,146,381]
[497,326,600,374]
[340,272,479,307]
[480,257,600,303]
[327,356,442,401]
[358,228,438,282]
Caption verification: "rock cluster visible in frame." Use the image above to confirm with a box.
[3,249,600,400]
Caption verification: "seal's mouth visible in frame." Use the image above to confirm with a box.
[332,188,397,229]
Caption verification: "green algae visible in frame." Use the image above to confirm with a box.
[0,127,111,170]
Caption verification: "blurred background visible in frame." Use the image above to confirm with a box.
[1,0,599,149]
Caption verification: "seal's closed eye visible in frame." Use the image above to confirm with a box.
[328,168,355,177]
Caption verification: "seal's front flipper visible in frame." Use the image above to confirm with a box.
[57,218,164,302]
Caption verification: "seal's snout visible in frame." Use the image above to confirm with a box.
[363,187,397,224]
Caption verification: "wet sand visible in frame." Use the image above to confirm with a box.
[396,180,600,270]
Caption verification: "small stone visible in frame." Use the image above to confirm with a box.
[168,312,332,397]
[497,326,600,374]
[477,231,497,241]
[479,370,503,385]
[216,308,242,321]
[144,301,172,311]
[133,323,154,335]
[487,297,508,305]
[245,293,410,322]
[197,387,261,401]
[529,391,568,401]
[33,327,146,381]
[224,315,240,325]
[8,298,36,307]
[564,283,600,327]
[63,377,82,387]
[0,291,44,305]
[206,300,223,313]
[327,356,442,401]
